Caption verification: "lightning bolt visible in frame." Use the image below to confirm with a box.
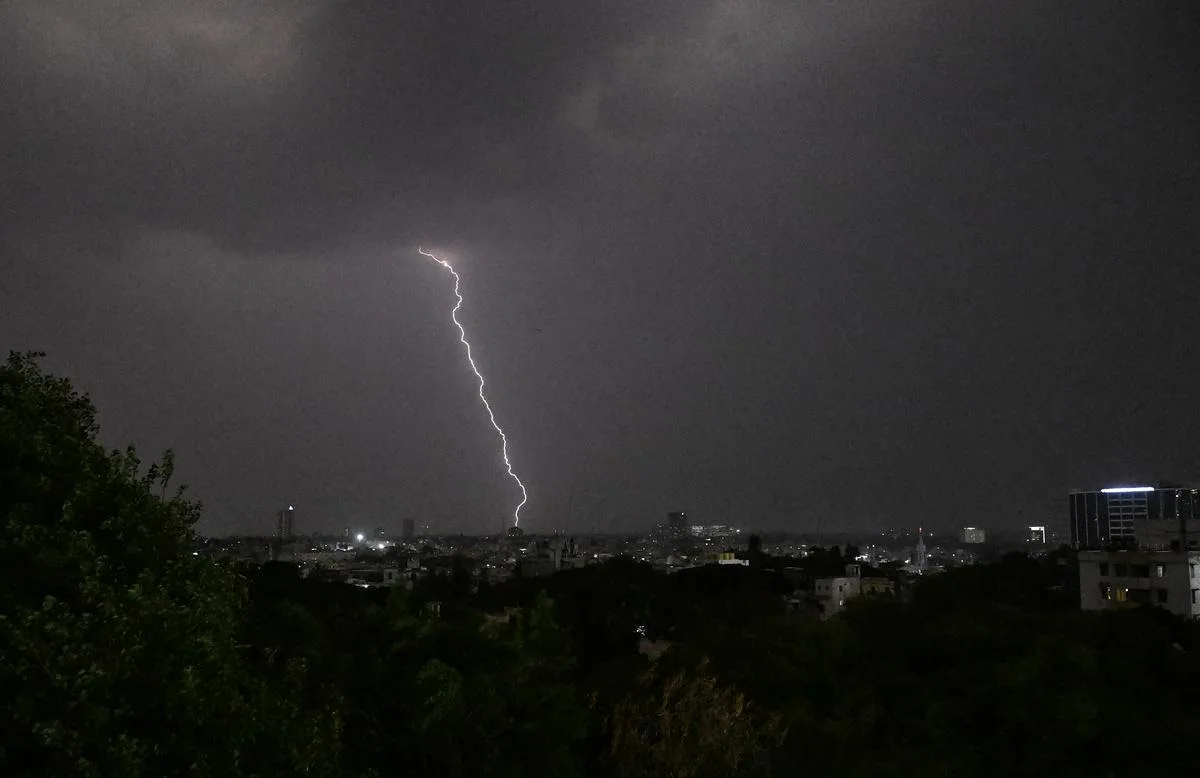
[419,248,529,527]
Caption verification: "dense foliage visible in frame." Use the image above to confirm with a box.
[5,352,1200,777]
[0,353,337,776]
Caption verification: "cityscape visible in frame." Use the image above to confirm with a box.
[207,506,1062,603]
[202,486,1200,623]
[4,1,1198,776]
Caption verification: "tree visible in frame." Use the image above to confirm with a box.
[608,661,783,778]
[0,353,339,777]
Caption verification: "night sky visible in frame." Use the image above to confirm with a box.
[3,1,1197,536]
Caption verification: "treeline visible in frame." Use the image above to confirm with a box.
[5,352,1200,777]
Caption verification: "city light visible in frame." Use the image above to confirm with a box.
[418,247,529,527]
[355,533,365,542]
[1100,486,1155,493]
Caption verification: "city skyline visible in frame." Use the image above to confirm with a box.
[3,1,1197,535]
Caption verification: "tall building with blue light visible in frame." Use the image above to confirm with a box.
[1069,485,1200,550]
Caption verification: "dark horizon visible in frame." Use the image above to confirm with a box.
[4,1,1197,536]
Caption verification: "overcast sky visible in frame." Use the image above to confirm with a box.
[3,1,1197,536]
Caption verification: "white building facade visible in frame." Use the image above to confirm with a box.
[1078,550,1200,618]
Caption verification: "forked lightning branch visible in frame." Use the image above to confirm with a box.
[418,248,529,527]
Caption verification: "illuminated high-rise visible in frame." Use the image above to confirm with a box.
[276,506,294,541]
[1069,485,1200,550]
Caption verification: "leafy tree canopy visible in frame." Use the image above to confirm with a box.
[0,353,338,777]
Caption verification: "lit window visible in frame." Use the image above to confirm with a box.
[1154,564,1165,578]
[1099,582,1112,601]
[1116,588,1129,603]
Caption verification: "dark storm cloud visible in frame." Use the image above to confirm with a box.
[2,0,929,251]
[2,0,670,250]
[3,0,1198,535]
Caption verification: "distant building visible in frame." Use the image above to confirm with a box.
[271,506,295,562]
[375,526,386,540]
[1079,550,1200,618]
[959,526,986,544]
[277,506,294,541]
[813,564,894,619]
[716,551,749,566]
[1027,525,1047,544]
[517,536,584,577]
[1069,485,1200,550]
[402,517,416,541]
[346,567,403,589]
[689,524,739,539]
[667,512,688,539]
